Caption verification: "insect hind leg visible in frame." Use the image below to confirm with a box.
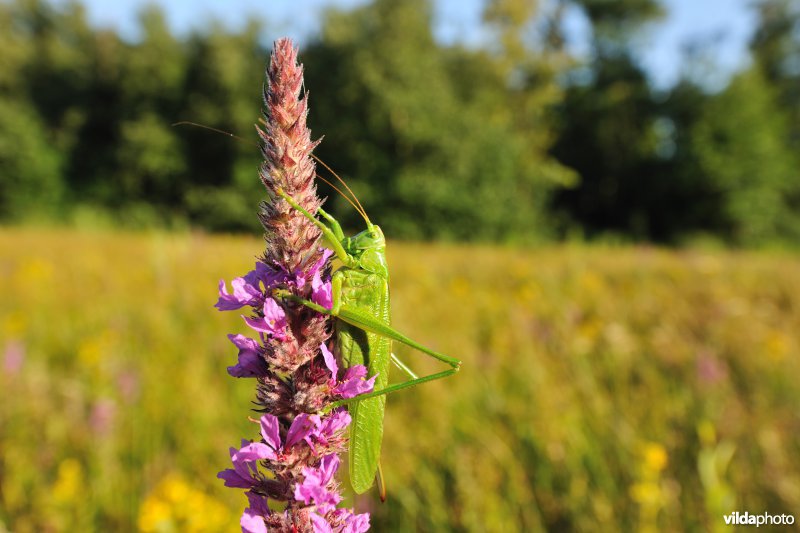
[327,367,459,411]
[391,353,418,380]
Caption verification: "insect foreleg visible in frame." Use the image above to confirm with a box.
[274,188,354,267]
[273,270,344,314]
[317,207,345,242]
[328,269,344,314]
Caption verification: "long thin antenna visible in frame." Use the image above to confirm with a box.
[315,173,366,221]
[310,154,370,225]
[174,120,369,222]
[172,121,258,148]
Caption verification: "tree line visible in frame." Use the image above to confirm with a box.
[1,0,798,245]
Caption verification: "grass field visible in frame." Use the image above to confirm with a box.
[1,228,798,532]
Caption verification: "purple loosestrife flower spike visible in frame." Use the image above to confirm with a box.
[215,38,370,532]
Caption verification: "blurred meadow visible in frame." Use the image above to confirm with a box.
[2,229,799,531]
[2,0,800,531]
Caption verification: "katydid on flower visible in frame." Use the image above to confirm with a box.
[272,170,462,497]
[171,120,461,496]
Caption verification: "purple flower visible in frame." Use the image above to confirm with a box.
[321,343,339,378]
[311,251,334,309]
[243,298,288,340]
[286,413,318,449]
[311,508,371,533]
[89,398,116,435]
[280,410,352,453]
[294,454,342,513]
[696,351,728,384]
[3,340,24,376]
[332,509,371,533]
[321,344,377,399]
[218,439,267,489]
[314,410,351,447]
[334,367,377,399]
[259,413,282,451]
[216,270,263,311]
[255,261,287,289]
[310,513,334,533]
[216,262,290,312]
[310,249,334,277]
[218,416,287,488]
[309,249,334,309]
[312,271,333,309]
[234,441,277,463]
[116,369,140,403]
[241,492,270,533]
[227,334,269,378]
[226,413,318,462]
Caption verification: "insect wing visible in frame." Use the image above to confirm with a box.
[336,270,391,493]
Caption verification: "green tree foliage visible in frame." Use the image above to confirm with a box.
[0,0,798,246]
[479,0,578,189]
[575,0,664,37]
[654,81,719,237]
[690,69,799,245]
[549,0,666,239]
[0,99,63,220]
[552,54,664,238]
[0,0,268,230]
[110,7,189,226]
[657,0,800,246]
[303,0,572,242]
[750,0,800,189]
[177,22,266,231]
[751,0,800,121]
[0,0,68,220]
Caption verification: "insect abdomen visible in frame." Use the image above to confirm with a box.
[337,269,391,493]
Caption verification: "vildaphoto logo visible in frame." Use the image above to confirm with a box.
[723,511,795,527]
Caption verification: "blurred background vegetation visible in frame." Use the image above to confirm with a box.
[2,231,799,532]
[1,0,800,531]
[1,0,798,245]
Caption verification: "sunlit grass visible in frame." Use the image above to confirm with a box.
[1,228,798,531]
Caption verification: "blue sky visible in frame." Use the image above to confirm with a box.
[50,0,756,89]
